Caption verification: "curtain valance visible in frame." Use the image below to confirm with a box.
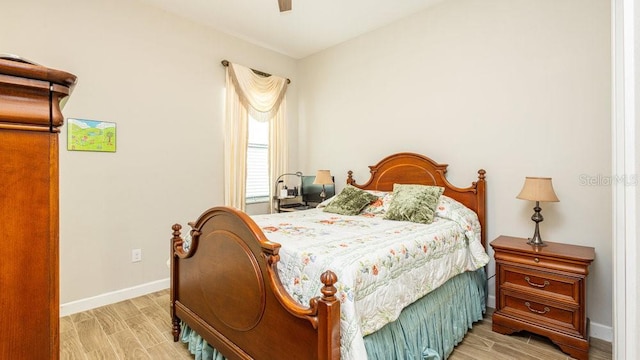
[228,63,288,122]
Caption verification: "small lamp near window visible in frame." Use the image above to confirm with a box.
[516,177,559,247]
[274,172,302,199]
[313,170,334,203]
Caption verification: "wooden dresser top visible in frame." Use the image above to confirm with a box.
[491,235,595,263]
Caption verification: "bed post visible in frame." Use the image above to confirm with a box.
[346,170,355,186]
[170,223,182,342]
[475,169,487,249]
[316,271,341,360]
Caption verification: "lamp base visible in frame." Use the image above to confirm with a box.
[527,236,547,247]
[527,201,547,247]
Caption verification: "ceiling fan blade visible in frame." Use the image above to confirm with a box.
[278,0,291,12]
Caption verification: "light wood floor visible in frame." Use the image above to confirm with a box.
[61,289,612,360]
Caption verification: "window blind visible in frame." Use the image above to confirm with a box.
[246,117,269,201]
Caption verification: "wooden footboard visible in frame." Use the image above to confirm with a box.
[170,207,341,360]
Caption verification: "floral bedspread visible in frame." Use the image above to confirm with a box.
[251,196,489,360]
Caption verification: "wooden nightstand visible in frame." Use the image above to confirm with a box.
[490,235,595,360]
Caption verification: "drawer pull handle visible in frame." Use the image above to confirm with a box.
[524,276,550,288]
[525,302,550,315]
[534,257,540,263]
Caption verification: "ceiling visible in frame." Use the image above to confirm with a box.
[139,0,445,59]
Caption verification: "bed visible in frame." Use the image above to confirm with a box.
[170,152,488,360]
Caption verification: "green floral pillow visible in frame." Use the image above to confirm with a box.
[323,185,379,216]
[384,184,445,224]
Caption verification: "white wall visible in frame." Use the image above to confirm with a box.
[0,0,298,303]
[298,0,612,335]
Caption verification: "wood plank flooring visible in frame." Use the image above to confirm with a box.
[60,289,612,360]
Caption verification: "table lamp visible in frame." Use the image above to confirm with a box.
[516,177,559,246]
[313,170,334,203]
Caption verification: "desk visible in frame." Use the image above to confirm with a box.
[274,196,316,213]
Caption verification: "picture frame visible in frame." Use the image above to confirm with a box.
[67,118,117,152]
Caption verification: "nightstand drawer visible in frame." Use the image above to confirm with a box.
[502,294,581,335]
[495,249,590,275]
[501,265,579,303]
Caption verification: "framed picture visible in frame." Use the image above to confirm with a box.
[67,118,116,152]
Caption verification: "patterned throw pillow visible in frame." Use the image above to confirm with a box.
[384,184,445,224]
[360,191,392,217]
[323,185,379,215]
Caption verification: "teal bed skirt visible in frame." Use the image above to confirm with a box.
[179,268,486,360]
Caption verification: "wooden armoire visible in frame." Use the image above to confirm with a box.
[0,57,77,359]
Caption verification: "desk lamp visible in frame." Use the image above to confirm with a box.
[274,171,302,198]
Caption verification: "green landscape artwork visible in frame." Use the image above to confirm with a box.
[67,119,116,152]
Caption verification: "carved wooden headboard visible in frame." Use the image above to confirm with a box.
[346,152,487,248]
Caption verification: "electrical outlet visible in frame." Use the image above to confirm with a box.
[132,248,142,262]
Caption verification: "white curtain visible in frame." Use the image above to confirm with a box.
[224,62,288,211]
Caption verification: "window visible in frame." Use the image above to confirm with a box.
[246,117,269,202]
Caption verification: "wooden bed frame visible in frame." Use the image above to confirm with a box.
[170,152,486,360]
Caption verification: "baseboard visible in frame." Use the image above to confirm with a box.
[486,294,613,342]
[488,294,496,309]
[590,321,613,342]
[59,278,170,317]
